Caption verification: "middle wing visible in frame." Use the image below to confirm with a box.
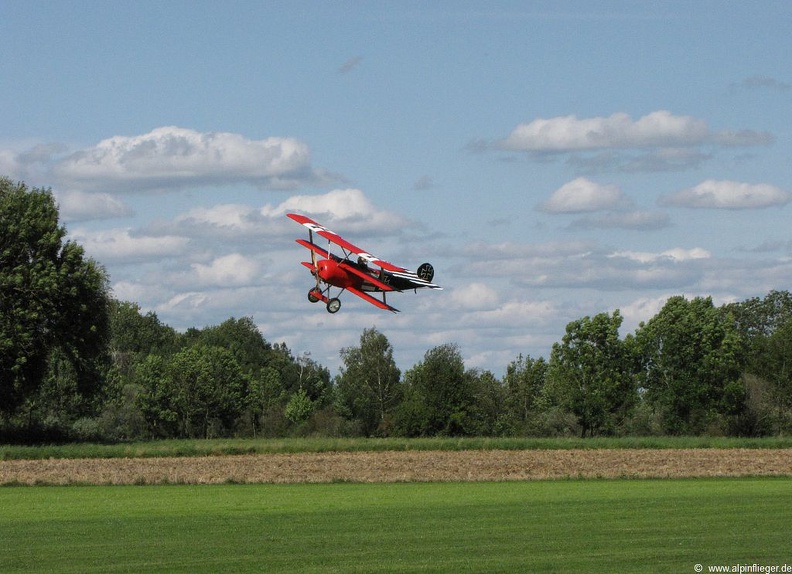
[287,213,407,272]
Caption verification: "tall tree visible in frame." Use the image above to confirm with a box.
[747,315,792,434]
[337,328,402,436]
[1,177,110,417]
[633,296,746,435]
[725,290,792,342]
[723,291,792,435]
[465,368,505,436]
[545,311,635,437]
[396,343,472,436]
[503,354,548,431]
[108,300,180,377]
[193,317,271,378]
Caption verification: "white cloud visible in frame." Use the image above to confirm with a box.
[172,203,270,239]
[499,110,772,152]
[156,292,210,314]
[620,295,675,332]
[55,190,134,222]
[69,227,190,262]
[155,188,409,245]
[52,126,320,192]
[0,149,21,176]
[190,253,260,287]
[465,239,712,291]
[610,248,711,264]
[660,180,792,209]
[465,239,596,262]
[539,177,629,213]
[110,280,155,304]
[450,282,499,309]
[263,188,409,232]
[570,210,670,230]
[463,300,558,326]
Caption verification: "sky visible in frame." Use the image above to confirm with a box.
[2,1,791,377]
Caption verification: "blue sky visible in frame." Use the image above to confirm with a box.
[2,1,791,375]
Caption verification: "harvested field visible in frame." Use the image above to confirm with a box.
[2,448,791,485]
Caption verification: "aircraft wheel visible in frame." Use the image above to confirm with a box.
[308,289,321,303]
[326,298,341,313]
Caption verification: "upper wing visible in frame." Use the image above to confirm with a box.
[287,213,407,273]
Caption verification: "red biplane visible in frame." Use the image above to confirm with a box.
[287,213,441,313]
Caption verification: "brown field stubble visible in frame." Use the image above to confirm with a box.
[2,448,791,485]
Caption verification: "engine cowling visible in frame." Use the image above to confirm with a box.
[317,259,348,285]
[417,262,434,282]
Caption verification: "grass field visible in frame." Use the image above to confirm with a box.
[1,479,790,573]
[3,435,792,461]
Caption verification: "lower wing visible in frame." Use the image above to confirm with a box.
[347,286,400,313]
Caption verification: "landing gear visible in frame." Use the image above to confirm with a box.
[308,287,342,313]
[326,298,341,314]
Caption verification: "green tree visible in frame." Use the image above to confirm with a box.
[724,290,792,435]
[747,315,792,434]
[464,368,505,436]
[284,387,314,425]
[136,354,177,438]
[633,296,746,435]
[1,177,110,421]
[263,343,331,404]
[726,290,792,342]
[191,317,271,379]
[138,345,246,438]
[337,328,402,436]
[99,301,180,440]
[110,301,175,352]
[503,354,548,433]
[545,311,635,437]
[247,366,287,437]
[396,343,472,436]
[108,300,180,375]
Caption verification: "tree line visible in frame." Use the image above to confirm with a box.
[2,177,792,442]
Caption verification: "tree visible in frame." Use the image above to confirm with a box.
[725,290,792,342]
[465,368,506,436]
[107,300,180,385]
[263,343,330,403]
[545,311,635,437]
[337,328,402,436]
[284,388,315,425]
[503,354,547,432]
[747,315,792,434]
[191,317,271,378]
[633,296,746,435]
[138,345,246,438]
[396,343,472,436]
[1,177,110,419]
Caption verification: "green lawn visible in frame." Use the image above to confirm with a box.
[1,479,790,573]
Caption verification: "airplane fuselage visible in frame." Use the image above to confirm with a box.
[315,258,407,292]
